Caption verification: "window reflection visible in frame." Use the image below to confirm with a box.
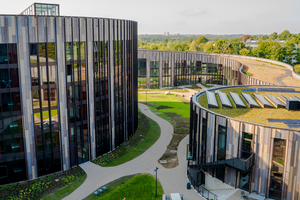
[73,42,78,61]
[39,43,46,63]
[66,43,72,61]
[8,44,17,64]
[47,43,55,62]
[81,63,86,81]
[48,65,56,84]
[41,89,49,108]
[40,66,48,85]
[0,44,8,64]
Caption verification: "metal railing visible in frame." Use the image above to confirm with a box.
[189,153,255,172]
[187,169,218,200]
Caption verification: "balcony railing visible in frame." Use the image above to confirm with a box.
[187,169,218,200]
[189,153,255,172]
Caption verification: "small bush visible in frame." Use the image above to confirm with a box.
[294,64,300,74]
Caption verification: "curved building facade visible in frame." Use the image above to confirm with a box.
[188,85,300,200]
[0,6,138,185]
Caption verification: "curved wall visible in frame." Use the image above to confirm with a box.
[189,85,300,200]
[0,15,138,185]
[138,49,274,88]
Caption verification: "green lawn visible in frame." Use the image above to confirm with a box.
[105,116,160,167]
[138,93,190,118]
[43,174,87,200]
[84,174,163,200]
[93,110,160,167]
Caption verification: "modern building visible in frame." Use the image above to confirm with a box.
[0,3,138,185]
[138,49,242,88]
[188,85,300,200]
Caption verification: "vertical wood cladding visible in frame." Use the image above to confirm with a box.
[191,88,300,199]
[0,14,137,184]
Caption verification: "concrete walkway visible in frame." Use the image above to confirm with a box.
[64,103,204,200]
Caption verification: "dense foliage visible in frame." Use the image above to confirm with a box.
[139,30,300,67]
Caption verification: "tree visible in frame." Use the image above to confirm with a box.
[195,36,208,44]
[284,38,296,64]
[214,39,231,54]
[239,48,251,56]
[278,30,291,41]
[269,32,278,41]
[203,41,214,53]
[230,41,246,55]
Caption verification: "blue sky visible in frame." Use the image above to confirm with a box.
[1,0,300,35]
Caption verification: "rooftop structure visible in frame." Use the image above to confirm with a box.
[20,3,60,16]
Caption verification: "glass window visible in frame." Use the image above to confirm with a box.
[48,65,56,84]
[0,44,8,64]
[81,85,86,100]
[80,42,85,60]
[31,67,39,86]
[39,43,46,63]
[12,92,21,111]
[2,93,12,112]
[68,86,73,103]
[0,69,10,88]
[8,44,17,64]
[69,127,75,144]
[10,68,19,88]
[76,105,81,121]
[34,111,41,131]
[81,63,86,81]
[82,104,87,121]
[44,132,51,150]
[52,131,59,149]
[75,85,80,101]
[47,43,55,62]
[74,64,79,82]
[49,88,57,107]
[66,43,72,61]
[32,90,40,109]
[40,65,48,85]
[41,89,49,108]
[73,42,78,61]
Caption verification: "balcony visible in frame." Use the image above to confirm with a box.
[188,153,255,172]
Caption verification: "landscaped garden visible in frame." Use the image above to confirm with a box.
[92,110,160,167]
[84,174,163,200]
[198,86,300,127]
[0,166,86,200]
[138,92,190,168]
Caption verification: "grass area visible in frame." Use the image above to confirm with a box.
[202,84,214,88]
[0,167,85,200]
[93,110,160,167]
[138,88,189,93]
[138,92,190,168]
[242,71,253,76]
[138,93,190,118]
[43,174,87,200]
[84,174,163,200]
[198,87,300,128]
[256,60,286,68]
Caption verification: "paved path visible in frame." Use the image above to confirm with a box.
[64,103,204,200]
[275,68,292,86]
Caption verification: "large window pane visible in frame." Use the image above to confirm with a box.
[40,66,48,85]
[47,43,55,62]
[66,43,72,61]
[0,44,8,64]
[41,89,49,108]
[8,44,17,64]
[39,43,46,63]
[48,65,56,84]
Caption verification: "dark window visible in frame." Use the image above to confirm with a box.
[242,132,253,159]
[0,44,8,64]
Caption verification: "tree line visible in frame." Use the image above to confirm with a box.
[138,30,300,67]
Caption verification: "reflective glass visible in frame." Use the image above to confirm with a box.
[74,64,79,82]
[31,67,39,86]
[1,93,12,112]
[0,44,8,64]
[34,111,41,131]
[73,42,78,61]
[49,88,57,107]
[52,131,59,149]
[8,44,17,64]
[68,86,73,103]
[66,43,72,61]
[39,43,46,62]
[80,42,85,60]
[0,69,10,88]
[69,127,75,144]
[44,132,51,150]
[12,93,21,111]
[81,85,86,100]
[82,104,87,121]
[81,63,86,81]
[40,66,48,85]
[41,89,49,109]
[48,65,56,84]
[47,43,55,62]
[32,90,40,109]
[10,69,19,88]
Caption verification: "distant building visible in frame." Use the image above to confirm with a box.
[164,32,169,36]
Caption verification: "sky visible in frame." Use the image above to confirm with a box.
[1,0,300,35]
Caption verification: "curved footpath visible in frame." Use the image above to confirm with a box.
[64,103,204,200]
